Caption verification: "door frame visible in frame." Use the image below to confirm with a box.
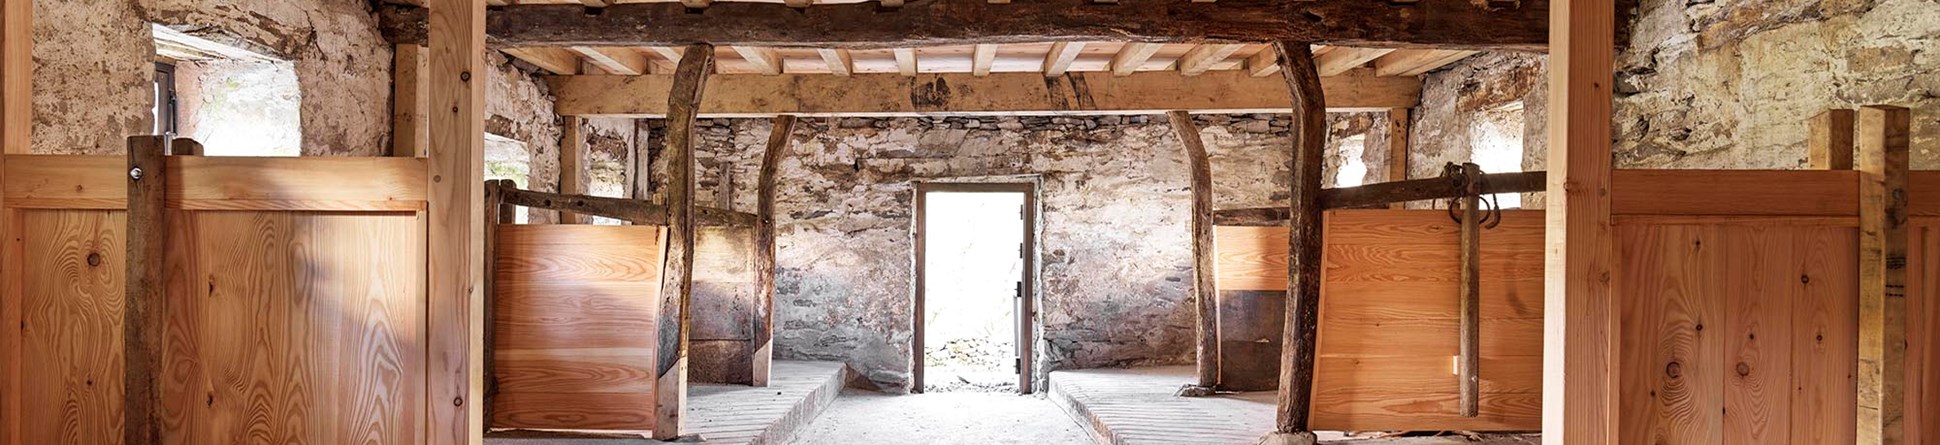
[911,181,1038,394]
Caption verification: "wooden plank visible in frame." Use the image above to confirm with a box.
[1170,110,1219,391]
[1109,42,1163,76]
[1246,49,1281,77]
[19,210,125,445]
[123,136,165,445]
[1612,169,1859,217]
[1544,0,1618,440]
[569,46,650,75]
[815,49,854,76]
[970,44,997,77]
[1177,43,1246,76]
[752,115,795,388]
[1858,105,1911,445]
[501,47,580,74]
[1723,227,1795,445]
[0,2,14,436]
[1315,47,1394,76]
[4,154,432,213]
[549,71,1423,117]
[893,48,918,76]
[385,0,1554,50]
[655,43,713,441]
[498,185,756,227]
[428,0,488,441]
[1,0,25,155]
[1041,42,1084,77]
[1386,107,1409,209]
[560,116,588,224]
[1270,40,1324,439]
[1616,224,1726,445]
[1793,225,1860,444]
[1809,109,1856,170]
[1213,171,1548,224]
[1908,224,1940,445]
[394,44,430,157]
[732,46,782,75]
[1374,49,1478,76]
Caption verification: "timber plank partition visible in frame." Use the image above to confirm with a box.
[2,153,431,444]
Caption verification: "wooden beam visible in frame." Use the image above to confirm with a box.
[1542,0,1617,440]
[123,136,167,445]
[393,44,431,157]
[550,71,1421,117]
[1041,42,1084,77]
[498,186,755,227]
[1385,107,1409,209]
[1456,163,1480,418]
[893,48,919,75]
[1315,47,1395,76]
[816,48,854,76]
[568,46,649,75]
[1178,43,1246,76]
[1170,110,1220,394]
[1858,105,1911,445]
[655,43,713,442]
[971,43,998,77]
[579,0,611,6]
[732,46,783,75]
[501,47,579,74]
[428,0,488,441]
[1810,109,1856,170]
[2,0,28,154]
[559,116,588,224]
[1374,49,1479,76]
[1211,171,1547,225]
[1267,40,1325,444]
[1110,42,1164,76]
[645,46,683,73]
[377,0,1551,49]
[752,115,796,388]
[1246,49,1281,77]
[784,0,813,7]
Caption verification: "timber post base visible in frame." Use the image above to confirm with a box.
[1257,432,1318,445]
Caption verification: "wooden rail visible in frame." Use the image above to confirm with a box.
[494,182,756,227]
[1213,170,1547,225]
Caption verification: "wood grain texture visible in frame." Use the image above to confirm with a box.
[1858,105,1910,445]
[20,210,127,445]
[427,0,489,440]
[123,137,164,445]
[1611,170,1858,217]
[1616,224,1727,445]
[1908,224,1940,445]
[752,115,794,387]
[1170,110,1219,389]
[655,43,712,441]
[1271,40,1325,434]
[1795,225,1860,445]
[492,224,666,431]
[3,155,429,211]
[1546,0,1619,440]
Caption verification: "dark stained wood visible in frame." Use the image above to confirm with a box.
[124,135,166,445]
[498,185,756,227]
[1214,170,1548,225]
[1858,105,1910,444]
[1456,164,1480,418]
[1170,110,1220,392]
[1217,290,1285,392]
[483,179,506,428]
[1272,40,1325,435]
[752,115,796,387]
[655,43,713,441]
[380,0,1549,50]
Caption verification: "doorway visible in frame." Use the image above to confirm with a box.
[914,182,1036,394]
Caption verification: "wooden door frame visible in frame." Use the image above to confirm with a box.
[912,181,1038,394]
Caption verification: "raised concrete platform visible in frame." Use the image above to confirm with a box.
[486,360,846,445]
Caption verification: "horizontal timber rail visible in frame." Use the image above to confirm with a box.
[1213,170,1545,225]
[494,182,756,227]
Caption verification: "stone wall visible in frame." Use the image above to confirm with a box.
[644,115,1312,391]
[1410,51,1550,208]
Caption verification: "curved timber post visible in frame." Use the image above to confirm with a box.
[1169,110,1220,396]
[753,115,797,387]
[1261,41,1325,445]
[656,43,714,441]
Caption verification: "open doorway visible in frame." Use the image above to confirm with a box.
[914,183,1036,394]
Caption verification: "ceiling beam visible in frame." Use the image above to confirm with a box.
[548,71,1421,117]
[816,48,855,76]
[1111,42,1164,77]
[1245,49,1281,77]
[568,46,650,75]
[501,47,579,74]
[1314,47,1395,76]
[1177,43,1246,76]
[378,0,1548,50]
[1374,49,1479,76]
[1041,41,1085,77]
[733,45,784,75]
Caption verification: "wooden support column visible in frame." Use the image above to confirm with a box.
[123,135,167,445]
[655,43,713,441]
[1542,0,1618,441]
[427,0,487,441]
[1386,108,1409,209]
[1262,40,1324,445]
[752,115,796,387]
[1456,163,1481,417]
[560,116,588,224]
[1810,109,1856,170]
[1858,105,1910,445]
[481,179,510,428]
[394,44,430,157]
[2,0,27,154]
[1169,110,1220,395]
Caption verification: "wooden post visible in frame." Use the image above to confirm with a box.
[481,179,507,429]
[655,43,713,441]
[1457,163,1481,417]
[1543,0,1618,441]
[1857,105,1910,445]
[393,44,430,158]
[752,115,796,387]
[426,0,487,441]
[1809,109,1855,170]
[1386,108,1409,209]
[1169,110,1220,395]
[561,116,588,224]
[2,0,27,155]
[1262,40,1324,445]
[123,135,167,445]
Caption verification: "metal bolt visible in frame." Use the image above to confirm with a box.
[129,167,144,180]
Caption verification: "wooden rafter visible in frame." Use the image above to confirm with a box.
[569,46,649,75]
[971,43,997,76]
[893,47,919,75]
[1245,49,1281,77]
[1374,49,1479,76]
[1177,43,1245,76]
[816,48,854,76]
[502,46,579,74]
[1314,47,1394,76]
[1110,42,1164,76]
[1041,41,1085,76]
[733,45,783,75]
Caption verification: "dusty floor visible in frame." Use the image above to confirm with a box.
[787,389,1093,445]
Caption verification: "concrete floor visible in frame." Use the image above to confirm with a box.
[787,390,1093,445]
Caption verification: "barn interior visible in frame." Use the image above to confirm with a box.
[0,0,1937,444]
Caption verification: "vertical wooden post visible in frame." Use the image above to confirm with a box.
[1386,108,1409,209]
[753,115,796,387]
[1809,109,1856,170]
[1168,110,1220,395]
[1,0,27,155]
[123,135,167,445]
[561,116,588,224]
[481,179,506,430]
[656,43,713,441]
[426,0,487,441]
[1543,0,1618,441]
[1457,163,1481,417]
[393,44,430,158]
[1263,40,1324,445]
[1857,105,1910,445]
